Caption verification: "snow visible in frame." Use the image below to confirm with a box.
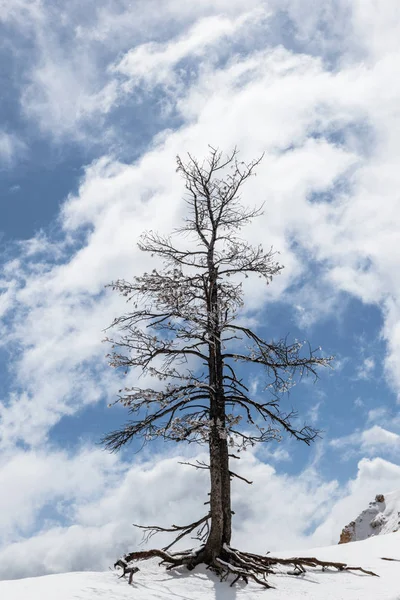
[1,532,400,600]
[344,490,400,541]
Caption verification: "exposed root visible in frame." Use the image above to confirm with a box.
[115,543,379,588]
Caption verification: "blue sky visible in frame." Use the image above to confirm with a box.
[1,0,400,580]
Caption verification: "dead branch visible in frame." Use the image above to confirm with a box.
[179,460,252,484]
[229,470,253,484]
[178,460,209,470]
[132,514,211,551]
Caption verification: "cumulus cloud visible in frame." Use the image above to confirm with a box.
[0,443,398,580]
[1,0,400,579]
[0,447,121,546]
[0,65,360,450]
[330,425,400,458]
[0,447,340,579]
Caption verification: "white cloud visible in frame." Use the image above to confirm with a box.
[0,134,354,448]
[362,425,400,449]
[350,0,400,60]
[0,447,120,546]
[367,406,389,423]
[114,9,265,93]
[2,1,118,140]
[308,401,323,425]
[313,456,400,545]
[0,443,398,580]
[0,0,44,29]
[330,425,400,458]
[0,131,25,166]
[22,62,118,141]
[2,0,400,456]
[355,357,376,381]
[4,0,265,141]
[2,0,400,579]
[0,447,339,579]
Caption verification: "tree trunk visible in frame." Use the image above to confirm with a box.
[204,325,232,557]
[220,433,232,544]
[204,413,231,558]
[205,424,225,558]
[203,238,232,558]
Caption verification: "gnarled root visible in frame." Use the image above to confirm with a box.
[115,543,378,588]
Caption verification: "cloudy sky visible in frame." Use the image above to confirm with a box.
[1,0,400,580]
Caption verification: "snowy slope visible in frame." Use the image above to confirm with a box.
[339,491,400,543]
[1,532,400,600]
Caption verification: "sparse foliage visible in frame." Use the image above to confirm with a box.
[103,148,372,587]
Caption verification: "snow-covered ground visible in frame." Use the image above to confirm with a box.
[1,532,399,600]
[340,490,400,542]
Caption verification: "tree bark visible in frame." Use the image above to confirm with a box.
[203,239,232,558]
[220,432,232,544]
[204,386,231,557]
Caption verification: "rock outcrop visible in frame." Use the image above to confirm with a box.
[338,493,400,544]
[339,492,392,544]
[339,521,355,544]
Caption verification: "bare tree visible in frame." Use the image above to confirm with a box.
[103,148,376,587]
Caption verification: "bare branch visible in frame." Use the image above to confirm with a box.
[229,471,253,485]
[131,514,211,552]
